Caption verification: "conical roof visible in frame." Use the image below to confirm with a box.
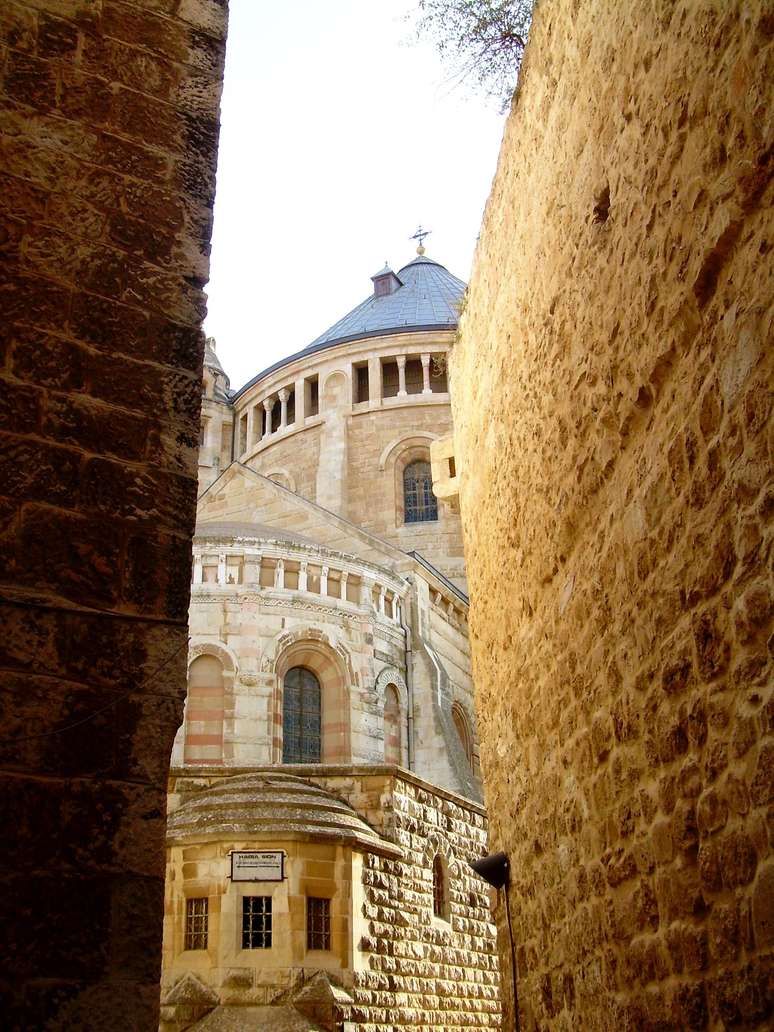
[306,254,465,350]
[232,253,465,400]
[167,772,401,856]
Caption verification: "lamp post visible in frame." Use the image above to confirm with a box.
[470,851,520,1032]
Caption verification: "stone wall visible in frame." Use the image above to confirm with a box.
[451,2,772,1029]
[351,772,501,1031]
[166,767,501,1030]
[0,1,226,1028]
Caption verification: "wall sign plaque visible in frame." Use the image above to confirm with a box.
[230,850,285,882]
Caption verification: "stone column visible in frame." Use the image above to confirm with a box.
[421,353,432,394]
[379,587,386,615]
[368,356,380,407]
[299,560,308,592]
[193,555,203,584]
[279,388,289,430]
[340,571,349,600]
[360,578,374,608]
[294,377,305,424]
[217,553,226,586]
[394,599,401,624]
[321,565,329,596]
[244,555,260,585]
[262,398,273,438]
[274,558,284,589]
[246,405,256,449]
[397,355,407,397]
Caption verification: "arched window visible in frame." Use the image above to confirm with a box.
[452,703,473,768]
[282,666,321,763]
[432,854,447,919]
[185,655,224,765]
[403,460,438,524]
[384,685,402,765]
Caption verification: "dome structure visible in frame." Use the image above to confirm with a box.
[167,772,401,857]
[305,255,466,351]
[233,254,465,397]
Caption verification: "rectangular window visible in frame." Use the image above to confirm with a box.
[430,354,449,393]
[306,897,331,951]
[242,895,272,949]
[305,374,319,416]
[404,358,423,394]
[381,359,399,398]
[353,362,369,403]
[185,897,208,950]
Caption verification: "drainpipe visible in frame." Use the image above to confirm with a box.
[399,590,415,771]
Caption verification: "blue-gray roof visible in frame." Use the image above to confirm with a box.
[232,254,465,401]
[307,254,465,350]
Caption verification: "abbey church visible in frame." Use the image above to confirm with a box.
[160,250,502,1030]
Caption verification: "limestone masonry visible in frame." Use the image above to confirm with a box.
[0,1,226,1029]
[448,2,773,1030]
[161,252,502,1029]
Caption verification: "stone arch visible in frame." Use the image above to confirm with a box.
[377,435,441,527]
[321,369,349,409]
[184,654,225,766]
[378,431,440,472]
[188,639,238,674]
[270,630,352,764]
[173,641,238,767]
[264,469,297,493]
[423,830,458,876]
[375,666,408,766]
[452,700,474,768]
[374,666,408,707]
[384,684,402,765]
[424,831,457,922]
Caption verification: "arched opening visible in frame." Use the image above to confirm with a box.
[274,637,352,764]
[452,702,474,768]
[403,460,438,523]
[432,854,448,920]
[184,655,225,765]
[384,684,402,765]
[282,666,321,763]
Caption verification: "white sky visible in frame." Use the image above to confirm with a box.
[203,0,507,391]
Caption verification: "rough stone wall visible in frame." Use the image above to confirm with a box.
[0,1,226,1028]
[162,768,500,1030]
[451,2,773,1029]
[249,424,322,502]
[347,403,465,577]
[351,774,501,1031]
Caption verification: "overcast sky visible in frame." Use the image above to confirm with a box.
[203,0,507,391]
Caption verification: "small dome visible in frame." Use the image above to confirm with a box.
[204,337,226,376]
[167,772,400,857]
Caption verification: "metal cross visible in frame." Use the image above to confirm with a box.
[410,225,432,248]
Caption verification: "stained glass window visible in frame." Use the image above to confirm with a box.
[282,666,321,763]
[403,461,438,523]
[242,895,272,949]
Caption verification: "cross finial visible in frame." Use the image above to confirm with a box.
[410,225,431,255]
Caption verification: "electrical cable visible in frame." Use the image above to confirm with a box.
[503,884,521,1032]
[0,638,188,745]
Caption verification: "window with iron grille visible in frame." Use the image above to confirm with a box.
[242,895,272,949]
[185,897,208,950]
[432,855,446,918]
[282,666,321,763]
[306,896,331,951]
[403,461,438,523]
